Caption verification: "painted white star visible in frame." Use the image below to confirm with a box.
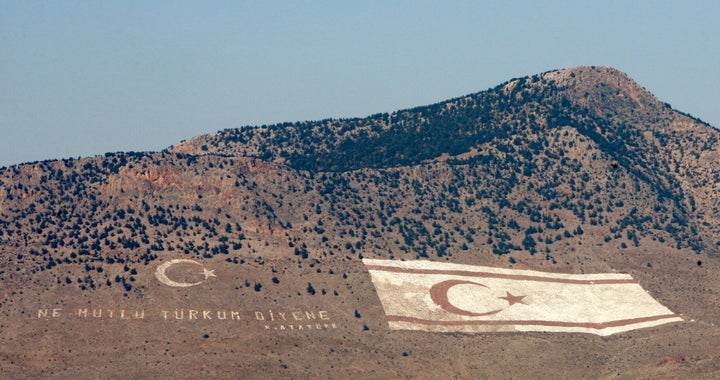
[201,267,216,280]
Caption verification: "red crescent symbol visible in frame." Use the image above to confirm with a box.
[429,280,503,317]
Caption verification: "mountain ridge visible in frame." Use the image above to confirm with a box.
[166,65,719,256]
[2,66,718,270]
[171,66,713,171]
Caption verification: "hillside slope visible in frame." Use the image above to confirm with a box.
[2,65,719,289]
[1,66,719,378]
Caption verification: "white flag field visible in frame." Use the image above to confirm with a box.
[363,259,683,336]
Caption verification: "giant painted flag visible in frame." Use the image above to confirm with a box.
[363,259,682,336]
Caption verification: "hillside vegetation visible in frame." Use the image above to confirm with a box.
[1,66,719,295]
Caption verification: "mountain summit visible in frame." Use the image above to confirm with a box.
[1,66,720,378]
[168,66,719,256]
[174,66,713,170]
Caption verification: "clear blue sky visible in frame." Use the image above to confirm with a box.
[2,1,719,167]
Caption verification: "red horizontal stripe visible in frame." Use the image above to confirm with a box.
[386,314,681,330]
[365,265,638,285]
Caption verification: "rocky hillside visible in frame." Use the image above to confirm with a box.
[174,66,719,254]
[2,66,720,378]
[1,66,719,294]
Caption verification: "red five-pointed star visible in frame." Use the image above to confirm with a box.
[499,291,527,306]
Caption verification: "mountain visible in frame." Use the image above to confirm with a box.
[1,66,720,378]
[170,66,719,258]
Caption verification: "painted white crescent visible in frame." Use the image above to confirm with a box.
[155,259,215,287]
